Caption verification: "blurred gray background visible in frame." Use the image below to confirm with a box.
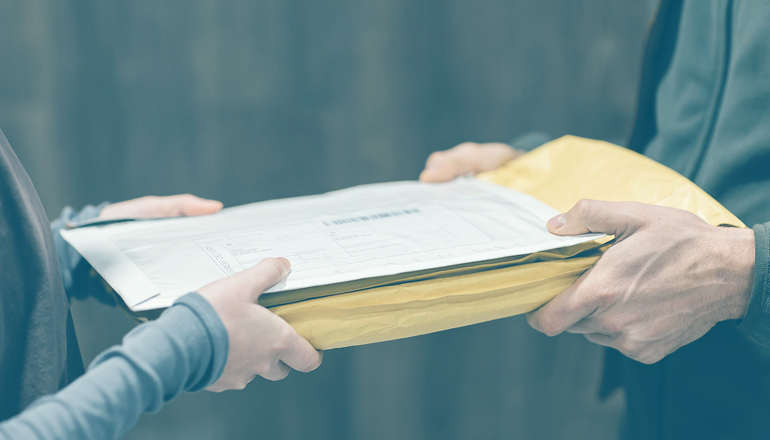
[0,1,652,439]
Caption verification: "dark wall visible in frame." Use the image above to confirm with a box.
[0,1,651,439]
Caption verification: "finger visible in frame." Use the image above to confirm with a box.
[159,194,223,217]
[259,360,291,382]
[526,268,600,336]
[419,150,463,182]
[234,258,291,302]
[546,200,647,238]
[584,332,617,348]
[419,143,520,183]
[280,329,323,373]
[563,319,598,334]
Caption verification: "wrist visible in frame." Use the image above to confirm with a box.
[719,226,755,320]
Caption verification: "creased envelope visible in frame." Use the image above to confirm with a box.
[273,136,743,349]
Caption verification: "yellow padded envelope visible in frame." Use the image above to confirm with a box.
[271,136,744,350]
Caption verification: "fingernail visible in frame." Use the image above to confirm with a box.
[277,257,291,271]
[548,213,566,229]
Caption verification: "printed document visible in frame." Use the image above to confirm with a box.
[61,178,602,311]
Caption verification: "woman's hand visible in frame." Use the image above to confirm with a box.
[198,258,323,391]
[99,194,223,219]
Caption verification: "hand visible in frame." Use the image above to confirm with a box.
[99,194,223,220]
[527,200,755,364]
[198,258,323,391]
[419,142,525,182]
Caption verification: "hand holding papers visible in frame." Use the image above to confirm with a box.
[62,178,602,312]
[198,257,322,390]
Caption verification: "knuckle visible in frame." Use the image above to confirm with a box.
[211,380,229,391]
[252,260,284,285]
[207,384,224,393]
[298,352,321,372]
[617,338,641,358]
[220,377,247,390]
[273,326,295,352]
[639,347,666,365]
[599,317,624,335]
[272,339,288,354]
[587,276,619,309]
[455,142,478,152]
[254,361,272,376]
[593,288,615,310]
[426,151,446,164]
[260,361,289,382]
[298,361,314,373]
[271,369,290,382]
[573,198,604,224]
[573,199,594,216]
[638,355,659,365]
[537,315,563,337]
[169,193,194,203]
[264,259,285,278]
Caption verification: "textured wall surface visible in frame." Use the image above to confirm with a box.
[0,1,650,439]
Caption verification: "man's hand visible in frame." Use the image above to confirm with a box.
[99,194,223,220]
[198,258,322,391]
[527,200,755,364]
[419,142,525,182]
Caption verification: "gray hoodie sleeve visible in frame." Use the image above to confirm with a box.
[0,292,228,440]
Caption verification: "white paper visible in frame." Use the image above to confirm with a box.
[61,178,602,311]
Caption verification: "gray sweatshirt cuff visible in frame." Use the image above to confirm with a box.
[172,292,229,390]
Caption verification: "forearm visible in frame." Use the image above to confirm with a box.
[0,293,227,440]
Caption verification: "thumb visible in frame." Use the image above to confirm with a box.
[169,194,224,216]
[419,150,462,183]
[547,200,646,237]
[236,257,291,303]
[419,142,521,183]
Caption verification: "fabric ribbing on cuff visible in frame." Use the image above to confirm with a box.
[173,292,229,391]
[737,223,770,347]
[51,202,109,294]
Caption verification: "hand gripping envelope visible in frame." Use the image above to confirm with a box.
[272,135,744,349]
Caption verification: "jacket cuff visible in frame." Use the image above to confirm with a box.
[509,132,553,152]
[737,223,770,346]
[52,203,109,294]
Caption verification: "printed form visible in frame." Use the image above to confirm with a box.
[62,178,602,311]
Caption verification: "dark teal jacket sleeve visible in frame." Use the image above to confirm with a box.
[738,223,770,346]
[0,292,228,440]
[509,132,553,152]
[51,203,115,303]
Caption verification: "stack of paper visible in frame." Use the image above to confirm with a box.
[63,136,745,349]
[62,178,602,313]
